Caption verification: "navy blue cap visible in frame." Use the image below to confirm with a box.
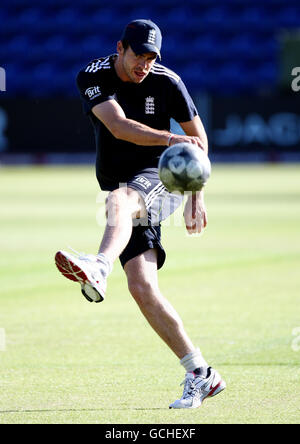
[121,19,162,59]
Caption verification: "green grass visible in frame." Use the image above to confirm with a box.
[0,164,300,424]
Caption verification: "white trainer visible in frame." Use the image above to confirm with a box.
[169,367,226,409]
[55,250,107,303]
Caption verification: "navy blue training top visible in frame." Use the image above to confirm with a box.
[76,54,198,188]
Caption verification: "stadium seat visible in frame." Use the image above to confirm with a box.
[274,7,300,28]
[199,6,239,30]
[2,0,300,96]
[238,7,276,32]
[78,35,115,60]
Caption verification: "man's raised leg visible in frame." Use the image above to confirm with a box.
[55,186,145,302]
[98,187,146,265]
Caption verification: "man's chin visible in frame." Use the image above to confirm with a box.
[133,71,147,83]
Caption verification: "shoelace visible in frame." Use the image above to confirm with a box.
[181,378,197,399]
[68,246,85,258]
[68,246,105,281]
[68,246,98,263]
[181,374,209,399]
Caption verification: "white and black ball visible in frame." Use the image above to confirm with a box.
[158,142,211,194]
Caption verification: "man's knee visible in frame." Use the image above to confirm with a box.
[105,187,143,219]
[127,277,159,306]
[106,187,136,208]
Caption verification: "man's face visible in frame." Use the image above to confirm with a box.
[117,43,157,83]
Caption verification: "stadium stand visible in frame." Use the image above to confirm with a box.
[1,0,300,96]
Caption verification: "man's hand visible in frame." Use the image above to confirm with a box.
[169,134,206,152]
[184,190,207,235]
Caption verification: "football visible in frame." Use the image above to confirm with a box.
[158,142,211,194]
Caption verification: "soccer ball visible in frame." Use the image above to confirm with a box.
[158,142,211,194]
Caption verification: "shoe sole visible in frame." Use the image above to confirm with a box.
[55,251,104,303]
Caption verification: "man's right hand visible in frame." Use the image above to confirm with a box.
[169,134,206,151]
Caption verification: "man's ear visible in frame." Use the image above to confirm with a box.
[116,41,124,56]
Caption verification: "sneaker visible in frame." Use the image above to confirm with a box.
[55,250,107,303]
[169,367,226,409]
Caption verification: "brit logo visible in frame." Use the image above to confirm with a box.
[85,86,101,100]
[148,29,156,44]
[145,96,155,115]
[133,176,152,190]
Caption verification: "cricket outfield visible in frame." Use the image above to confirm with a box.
[0,164,299,424]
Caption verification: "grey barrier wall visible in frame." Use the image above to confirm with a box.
[0,94,299,162]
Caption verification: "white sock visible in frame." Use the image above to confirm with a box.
[96,253,113,276]
[180,348,208,375]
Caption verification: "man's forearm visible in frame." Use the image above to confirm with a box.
[92,101,205,149]
[113,117,206,151]
[113,117,170,146]
[180,116,208,155]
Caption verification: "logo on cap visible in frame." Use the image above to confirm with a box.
[147,29,156,45]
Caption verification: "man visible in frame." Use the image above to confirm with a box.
[55,19,226,409]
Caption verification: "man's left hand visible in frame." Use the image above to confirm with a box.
[184,191,207,235]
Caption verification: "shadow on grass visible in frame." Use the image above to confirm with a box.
[0,407,165,414]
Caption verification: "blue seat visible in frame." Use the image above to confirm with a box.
[237,7,276,32]
[255,62,277,88]
[23,62,58,96]
[190,34,229,62]
[78,35,115,60]
[274,7,300,27]
[226,34,268,61]
[162,36,194,63]
[160,6,193,27]
[125,7,156,22]
[5,62,36,96]
[216,62,253,93]
[88,8,123,31]
[0,35,31,61]
[44,35,71,56]
[15,8,46,32]
[55,8,80,23]
[199,6,238,30]
[180,62,217,92]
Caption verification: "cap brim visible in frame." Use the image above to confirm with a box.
[130,42,161,59]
